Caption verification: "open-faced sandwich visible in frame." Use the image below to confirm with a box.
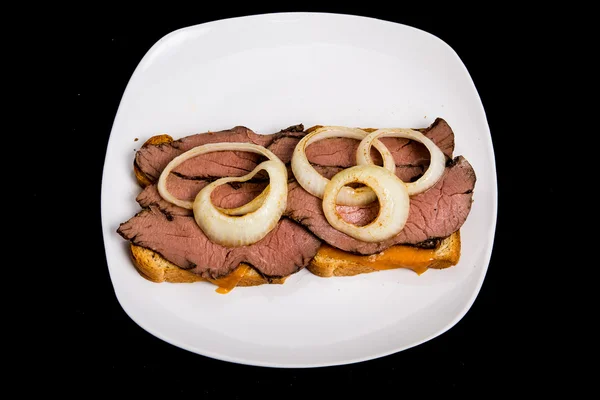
[117,118,476,293]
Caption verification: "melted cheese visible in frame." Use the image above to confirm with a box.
[316,244,436,275]
[208,243,435,294]
[208,264,250,294]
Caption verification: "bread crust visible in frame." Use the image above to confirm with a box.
[126,130,462,290]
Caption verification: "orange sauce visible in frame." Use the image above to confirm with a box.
[317,244,436,276]
[208,264,250,294]
[206,243,435,294]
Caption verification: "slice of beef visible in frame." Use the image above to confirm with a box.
[313,164,427,183]
[267,135,300,164]
[135,124,304,182]
[135,119,454,184]
[136,178,269,217]
[272,117,455,172]
[136,181,194,217]
[137,161,425,220]
[172,151,267,180]
[136,154,475,255]
[285,156,476,254]
[117,206,321,279]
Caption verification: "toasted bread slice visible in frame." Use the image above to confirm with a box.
[308,231,461,278]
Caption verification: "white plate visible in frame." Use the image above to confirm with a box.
[101,12,497,367]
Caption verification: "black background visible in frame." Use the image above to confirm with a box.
[39,4,567,396]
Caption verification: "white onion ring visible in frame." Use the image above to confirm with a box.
[356,128,446,196]
[193,160,287,247]
[291,126,396,206]
[157,142,279,209]
[322,165,410,242]
[157,143,287,247]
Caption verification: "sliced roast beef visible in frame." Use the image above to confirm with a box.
[136,183,193,217]
[136,178,269,217]
[138,161,426,219]
[285,156,476,254]
[121,117,471,278]
[136,154,475,255]
[117,206,321,279]
[281,117,455,170]
[135,119,454,184]
[267,135,300,164]
[313,164,427,183]
[135,124,304,182]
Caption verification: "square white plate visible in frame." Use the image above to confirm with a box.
[101,12,497,367]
